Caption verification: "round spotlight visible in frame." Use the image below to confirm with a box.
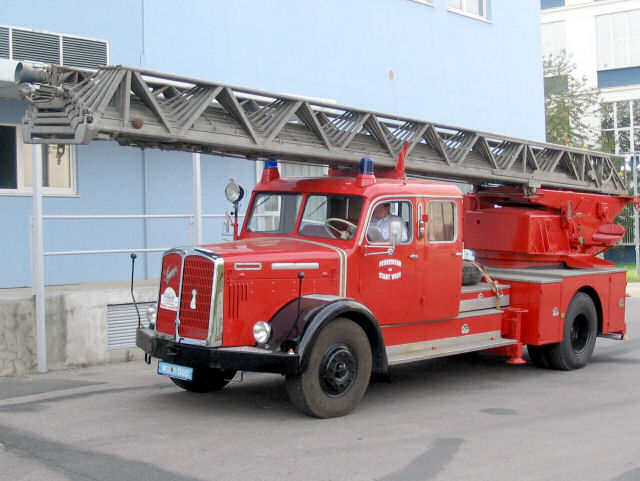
[225,179,245,203]
[253,321,272,344]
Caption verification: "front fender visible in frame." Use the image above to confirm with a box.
[265,294,388,375]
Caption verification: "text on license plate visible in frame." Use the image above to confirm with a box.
[158,361,193,381]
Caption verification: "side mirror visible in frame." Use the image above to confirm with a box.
[388,220,403,255]
[389,220,403,244]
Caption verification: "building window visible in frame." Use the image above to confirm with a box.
[542,22,566,59]
[0,123,76,195]
[447,0,486,19]
[596,10,640,70]
[601,100,640,155]
[541,0,565,9]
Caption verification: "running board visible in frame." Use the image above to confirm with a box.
[386,330,517,365]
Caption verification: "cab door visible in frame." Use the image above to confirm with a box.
[357,199,422,325]
[421,198,462,320]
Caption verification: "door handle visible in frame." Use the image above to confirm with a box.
[409,254,419,259]
[455,252,463,257]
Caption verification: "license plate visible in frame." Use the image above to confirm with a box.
[158,361,193,381]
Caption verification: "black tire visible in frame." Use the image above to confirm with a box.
[526,344,551,368]
[170,367,236,393]
[546,292,597,371]
[462,261,483,286]
[286,318,372,418]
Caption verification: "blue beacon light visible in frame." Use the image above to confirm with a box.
[356,157,376,187]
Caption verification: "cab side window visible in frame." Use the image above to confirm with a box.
[367,200,412,244]
[427,201,456,242]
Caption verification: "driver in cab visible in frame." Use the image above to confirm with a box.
[367,203,409,242]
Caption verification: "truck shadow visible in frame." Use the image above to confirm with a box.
[143,353,539,419]
[141,346,638,419]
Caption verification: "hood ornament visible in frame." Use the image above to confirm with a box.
[164,265,178,283]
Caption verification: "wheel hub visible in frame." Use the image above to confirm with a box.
[319,343,358,397]
[570,314,590,353]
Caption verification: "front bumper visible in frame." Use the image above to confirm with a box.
[136,328,300,375]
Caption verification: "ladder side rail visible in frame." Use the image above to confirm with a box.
[22,65,627,195]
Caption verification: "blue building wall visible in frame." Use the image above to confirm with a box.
[0,0,545,288]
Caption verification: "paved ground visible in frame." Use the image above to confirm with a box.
[1,286,639,481]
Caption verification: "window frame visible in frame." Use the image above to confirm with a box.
[541,21,567,60]
[426,200,458,244]
[596,10,640,71]
[447,0,489,21]
[298,193,364,241]
[601,99,640,155]
[365,199,413,246]
[0,122,78,197]
[408,0,435,7]
[245,192,303,235]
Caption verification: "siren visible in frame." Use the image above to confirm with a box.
[261,157,280,183]
[356,157,376,187]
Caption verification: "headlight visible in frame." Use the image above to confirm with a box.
[253,321,272,344]
[146,306,157,329]
[225,179,245,203]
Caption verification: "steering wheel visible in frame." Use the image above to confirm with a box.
[324,218,358,240]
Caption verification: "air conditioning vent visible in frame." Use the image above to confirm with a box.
[107,302,155,350]
[62,36,107,68]
[0,27,9,59]
[12,29,60,64]
[0,25,108,69]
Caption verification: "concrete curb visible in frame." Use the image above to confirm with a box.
[627,281,640,298]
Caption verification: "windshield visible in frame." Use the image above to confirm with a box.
[246,193,303,234]
[299,194,363,240]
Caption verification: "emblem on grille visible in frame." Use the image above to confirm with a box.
[190,289,197,310]
[164,265,178,283]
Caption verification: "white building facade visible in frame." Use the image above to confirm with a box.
[541,0,640,156]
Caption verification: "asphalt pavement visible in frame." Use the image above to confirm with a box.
[1,285,639,481]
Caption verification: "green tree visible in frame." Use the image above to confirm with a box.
[544,51,601,149]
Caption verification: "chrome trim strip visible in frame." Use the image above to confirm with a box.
[271,237,347,297]
[459,294,510,313]
[209,257,225,347]
[173,248,224,348]
[178,337,207,346]
[304,294,342,301]
[386,331,516,365]
[380,307,503,328]
[272,262,320,270]
[173,252,186,340]
[234,262,262,271]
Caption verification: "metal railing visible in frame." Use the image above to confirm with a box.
[28,212,245,293]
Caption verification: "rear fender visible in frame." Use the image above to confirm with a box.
[266,295,388,375]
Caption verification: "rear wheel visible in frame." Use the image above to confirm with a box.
[546,292,597,370]
[170,367,236,393]
[286,318,372,418]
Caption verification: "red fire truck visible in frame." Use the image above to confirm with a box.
[22,65,635,418]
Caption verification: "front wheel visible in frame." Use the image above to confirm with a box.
[286,318,372,418]
[170,367,237,393]
[546,292,597,370]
